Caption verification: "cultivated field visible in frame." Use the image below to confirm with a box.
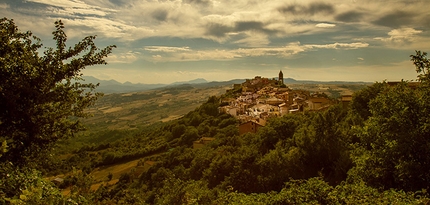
[83,85,231,131]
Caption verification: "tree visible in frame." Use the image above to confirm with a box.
[0,18,116,165]
[352,82,430,191]
[351,51,430,191]
[410,50,430,83]
[349,82,386,122]
[290,105,351,184]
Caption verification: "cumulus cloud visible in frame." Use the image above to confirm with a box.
[374,28,422,44]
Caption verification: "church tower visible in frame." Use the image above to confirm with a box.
[279,70,284,85]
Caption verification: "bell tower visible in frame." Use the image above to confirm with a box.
[279,70,284,85]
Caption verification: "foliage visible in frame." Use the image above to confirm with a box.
[1,164,61,204]
[0,18,115,164]
[0,163,97,205]
[411,50,430,83]
[349,82,386,121]
[350,52,430,192]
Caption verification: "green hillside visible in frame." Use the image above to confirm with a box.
[27,80,430,204]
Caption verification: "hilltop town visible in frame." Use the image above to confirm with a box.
[219,71,351,134]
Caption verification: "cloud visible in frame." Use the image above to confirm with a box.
[183,0,212,7]
[305,42,369,50]
[235,21,279,35]
[203,20,281,40]
[28,0,90,8]
[49,7,111,17]
[0,3,9,9]
[144,46,191,53]
[109,1,205,39]
[373,11,415,28]
[235,21,265,31]
[142,41,369,62]
[14,0,149,40]
[374,28,422,44]
[234,32,270,47]
[315,23,336,28]
[27,0,115,16]
[152,55,162,61]
[278,2,334,15]
[6,0,428,43]
[63,17,155,40]
[335,11,364,22]
[151,8,169,22]
[204,22,233,38]
[4,0,428,86]
[106,51,140,63]
[105,0,125,6]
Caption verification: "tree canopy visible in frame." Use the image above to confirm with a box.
[0,18,115,165]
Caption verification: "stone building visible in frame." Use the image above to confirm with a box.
[239,120,264,134]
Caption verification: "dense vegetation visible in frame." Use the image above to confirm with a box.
[2,18,430,204]
[0,18,115,166]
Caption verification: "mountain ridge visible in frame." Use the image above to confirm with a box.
[82,76,370,94]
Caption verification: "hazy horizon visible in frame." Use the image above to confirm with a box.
[2,0,428,84]
[84,74,376,85]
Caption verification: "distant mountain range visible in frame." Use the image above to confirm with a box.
[281,77,370,85]
[82,76,370,94]
[81,76,245,93]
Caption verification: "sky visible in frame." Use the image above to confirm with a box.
[1,0,429,84]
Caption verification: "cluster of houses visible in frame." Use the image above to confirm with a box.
[220,71,348,135]
[193,71,352,148]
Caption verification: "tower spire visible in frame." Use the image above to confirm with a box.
[279,70,284,85]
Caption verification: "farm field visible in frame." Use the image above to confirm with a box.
[83,85,231,132]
